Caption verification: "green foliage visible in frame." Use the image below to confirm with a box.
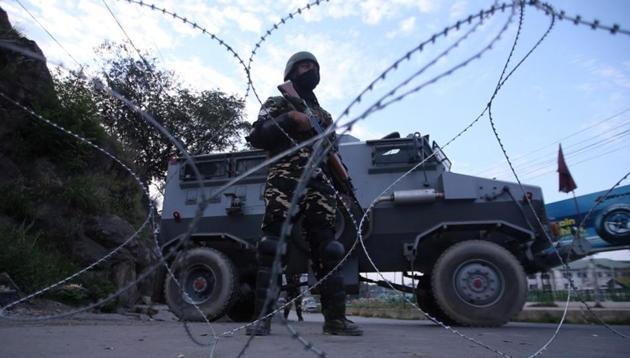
[55,173,145,224]
[49,276,119,311]
[0,222,77,294]
[94,41,251,185]
[349,297,415,309]
[5,71,108,172]
[60,175,104,214]
[82,276,118,312]
[0,183,35,222]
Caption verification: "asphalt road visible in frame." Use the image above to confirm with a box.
[1,312,629,358]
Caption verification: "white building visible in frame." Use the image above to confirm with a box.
[527,258,630,292]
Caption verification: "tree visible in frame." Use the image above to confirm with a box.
[94,41,250,186]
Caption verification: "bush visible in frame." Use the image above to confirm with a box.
[0,222,77,294]
[0,183,35,222]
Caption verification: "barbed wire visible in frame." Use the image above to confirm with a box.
[0,89,153,314]
[483,4,579,356]
[2,1,630,358]
[237,3,524,356]
[351,3,537,357]
[12,0,82,69]
[0,43,223,357]
[236,2,527,356]
[101,2,349,354]
[573,171,630,340]
[490,129,630,180]
[519,143,630,181]
[0,60,211,323]
[99,1,236,353]
[113,0,364,354]
[0,10,225,354]
[118,0,267,113]
[486,3,630,354]
[529,0,629,35]
[1,16,226,358]
[472,108,630,177]
[242,0,331,100]
[105,6,528,354]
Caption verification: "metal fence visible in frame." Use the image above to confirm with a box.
[528,289,630,303]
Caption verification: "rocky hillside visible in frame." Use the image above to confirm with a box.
[0,7,157,309]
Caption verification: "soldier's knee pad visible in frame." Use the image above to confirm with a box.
[257,236,285,266]
[319,240,345,270]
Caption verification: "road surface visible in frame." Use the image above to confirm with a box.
[1,312,629,357]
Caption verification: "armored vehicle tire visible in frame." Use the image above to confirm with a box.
[416,276,455,325]
[431,240,526,327]
[164,247,238,322]
[595,205,630,244]
[226,284,256,322]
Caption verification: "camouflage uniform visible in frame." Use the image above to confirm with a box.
[258,97,337,235]
[246,51,361,336]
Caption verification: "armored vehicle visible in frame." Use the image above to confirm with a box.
[158,132,571,326]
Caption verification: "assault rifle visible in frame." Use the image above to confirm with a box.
[277,81,357,200]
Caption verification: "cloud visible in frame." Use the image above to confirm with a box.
[400,16,416,32]
[222,6,263,33]
[8,0,183,70]
[593,65,630,89]
[387,16,417,38]
[166,57,242,95]
[449,0,468,20]
[360,0,394,25]
[346,122,387,141]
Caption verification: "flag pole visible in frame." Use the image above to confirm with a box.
[570,190,581,241]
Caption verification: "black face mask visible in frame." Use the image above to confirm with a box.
[294,68,320,92]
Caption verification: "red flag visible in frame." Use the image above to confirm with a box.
[558,144,577,193]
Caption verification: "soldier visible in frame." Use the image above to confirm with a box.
[245,51,362,336]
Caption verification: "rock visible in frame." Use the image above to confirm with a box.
[0,215,16,228]
[53,283,90,304]
[0,8,56,107]
[84,215,137,249]
[111,260,138,308]
[0,155,21,186]
[144,304,178,322]
[73,231,131,266]
[33,158,63,188]
[0,7,159,313]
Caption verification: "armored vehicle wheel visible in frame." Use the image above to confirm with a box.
[226,284,256,322]
[164,247,238,322]
[595,205,630,245]
[415,275,455,325]
[431,240,526,327]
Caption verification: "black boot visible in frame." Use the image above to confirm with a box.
[245,266,278,336]
[283,301,291,320]
[320,275,363,336]
[246,318,271,336]
[245,236,284,336]
[323,317,363,336]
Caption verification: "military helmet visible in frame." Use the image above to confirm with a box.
[284,51,319,80]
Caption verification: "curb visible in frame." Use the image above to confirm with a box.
[346,306,630,325]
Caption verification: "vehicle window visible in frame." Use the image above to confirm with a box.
[432,141,451,171]
[235,157,267,177]
[181,160,228,181]
[372,143,417,165]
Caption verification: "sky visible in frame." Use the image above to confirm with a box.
[3,0,629,260]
